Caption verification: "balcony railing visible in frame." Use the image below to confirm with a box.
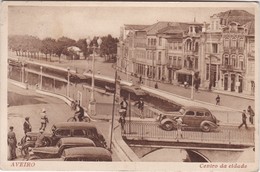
[220,65,244,71]
[167,63,181,70]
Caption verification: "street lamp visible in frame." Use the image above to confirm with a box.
[40,66,43,90]
[191,71,195,100]
[67,67,70,97]
[86,37,102,116]
[145,65,148,86]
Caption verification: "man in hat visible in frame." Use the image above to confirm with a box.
[23,117,32,135]
[39,108,49,131]
[7,126,17,160]
[238,110,248,129]
[35,129,45,148]
[134,97,144,119]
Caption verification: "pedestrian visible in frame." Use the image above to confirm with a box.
[247,106,255,125]
[7,126,17,160]
[134,97,145,119]
[155,82,158,89]
[184,81,188,88]
[35,130,45,148]
[39,108,49,131]
[175,117,184,141]
[238,110,248,129]
[209,82,212,91]
[120,97,128,118]
[119,115,126,134]
[139,75,142,84]
[216,95,220,105]
[23,117,32,135]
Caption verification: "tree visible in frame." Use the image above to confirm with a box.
[41,38,56,61]
[100,35,119,62]
[54,37,76,62]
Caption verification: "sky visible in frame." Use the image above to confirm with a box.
[8,4,255,40]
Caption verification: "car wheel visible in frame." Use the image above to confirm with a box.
[28,155,40,160]
[42,137,52,146]
[201,123,211,132]
[163,122,174,131]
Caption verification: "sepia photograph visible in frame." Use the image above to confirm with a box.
[0,1,258,171]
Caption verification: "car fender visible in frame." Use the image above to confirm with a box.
[200,121,218,128]
[160,118,176,125]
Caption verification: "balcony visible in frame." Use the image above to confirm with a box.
[167,62,181,70]
[147,45,156,50]
[220,65,244,72]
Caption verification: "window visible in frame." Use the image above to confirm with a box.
[186,111,195,116]
[159,38,162,46]
[178,42,182,50]
[240,61,244,70]
[174,42,178,50]
[173,56,177,66]
[238,38,244,48]
[231,55,236,67]
[224,38,229,48]
[148,39,150,45]
[195,42,199,52]
[212,43,218,53]
[55,129,71,137]
[231,38,237,48]
[73,129,85,137]
[205,112,210,117]
[158,52,161,61]
[196,111,204,117]
[178,57,182,67]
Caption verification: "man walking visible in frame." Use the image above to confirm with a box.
[247,106,255,125]
[7,126,17,160]
[238,110,248,129]
[39,108,49,131]
[216,95,220,105]
[120,97,128,118]
[134,97,144,119]
[23,117,32,135]
[175,117,184,141]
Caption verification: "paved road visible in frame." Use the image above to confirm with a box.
[7,83,119,161]
[10,52,255,111]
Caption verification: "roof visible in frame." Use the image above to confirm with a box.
[53,122,96,130]
[124,24,150,31]
[182,106,210,111]
[62,147,112,161]
[244,21,255,35]
[216,10,254,26]
[60,137,96,146]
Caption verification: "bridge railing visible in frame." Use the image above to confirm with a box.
[122,121,254,146]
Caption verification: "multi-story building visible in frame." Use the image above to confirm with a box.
[117,10,254,95]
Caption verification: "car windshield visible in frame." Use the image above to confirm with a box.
[179,108,185,114]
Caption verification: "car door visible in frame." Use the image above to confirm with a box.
[182,110,196,127]
[195,111,206,127]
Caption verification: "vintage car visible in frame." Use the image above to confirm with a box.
[61,147,112,161]
[158,106,219,132]
[19,122,107,155]
[29,137,96,160]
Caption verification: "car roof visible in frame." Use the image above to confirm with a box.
[53,122,97,130]
[182,106,210,111]
[62,147,112,161]
[59,137,96,146]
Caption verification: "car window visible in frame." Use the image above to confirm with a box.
[196,111,204,117]
[185,111,195,116]
[205,112,211,117]
[55,129,71,137]
[85,129,97,137]
[73,129,85,137]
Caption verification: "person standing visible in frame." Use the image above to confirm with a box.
[238,110,248,129]
[247,106,255,125]
[134,97,144,119]
[175,117,184,141]
[39,108,49,131]
[35,130,45,148]
[216,95,220,105]
[120,97,128,118]
[7,126,17,160]
[23,117,32,135]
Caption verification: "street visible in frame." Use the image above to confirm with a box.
[8,83,119,161]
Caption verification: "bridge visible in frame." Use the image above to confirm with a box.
[119,120,255,162]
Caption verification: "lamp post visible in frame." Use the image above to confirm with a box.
[86,37,102,116]
[191,71,195,100]
[21,62,25,83]
[67,67,70,97]
[145,65,148,86]
[40,66,43,90]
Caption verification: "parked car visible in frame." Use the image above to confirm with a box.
[19,122,107,154]
[158,106,219,132]
[29,137,96,160]
[61,147,112,161]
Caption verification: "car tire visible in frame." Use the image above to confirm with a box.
[201,123,211,132]
[42,137,52,146]
[28,155,40,160]
[163,122,174,131]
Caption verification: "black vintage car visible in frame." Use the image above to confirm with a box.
[19,122,107,157]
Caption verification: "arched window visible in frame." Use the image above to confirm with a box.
[224,38,229,48]
[223,54,229,66]
[148,38,150,45]
[231,37,237,48]
[231,54,236,67]
[238,37,244,48]
[195,42,199,52]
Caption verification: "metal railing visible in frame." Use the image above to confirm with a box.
[122,121,254,146]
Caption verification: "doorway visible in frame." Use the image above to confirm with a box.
[238,76,243,93]
[224,75,228,91]
[231,74,236,92]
